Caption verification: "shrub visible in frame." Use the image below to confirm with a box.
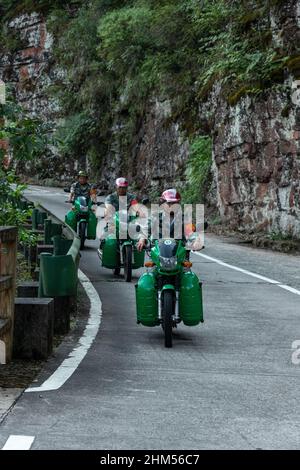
[0,91,46,244]
[182,136,212,205]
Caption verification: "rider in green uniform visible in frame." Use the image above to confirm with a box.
[136,188,183,251]
[104,177,137,213]
[101,177,138,245]
[136,188,203,256]
[69,170,97,204]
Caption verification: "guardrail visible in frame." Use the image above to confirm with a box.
[38,220,80,298]
[0,194,82,362]
[19,200,81,299]
[15,198,81,358]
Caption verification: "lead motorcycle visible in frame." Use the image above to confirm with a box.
[135,239,204,348]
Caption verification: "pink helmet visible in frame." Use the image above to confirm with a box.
[116,177,128,188]
[161,188,181,203]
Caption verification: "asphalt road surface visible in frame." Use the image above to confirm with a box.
[1,185,300,450]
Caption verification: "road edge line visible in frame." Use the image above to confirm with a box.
[25,269,102,392]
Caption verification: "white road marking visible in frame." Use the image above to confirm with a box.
[278,284,300,296]
[25,191,65,197]
[39,192,65,197]
[194,252,300,296]
[26,269,102,392]
[2,435,35,450]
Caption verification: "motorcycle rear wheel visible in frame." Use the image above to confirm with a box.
[124,245,132,282]
[162,290,173,348]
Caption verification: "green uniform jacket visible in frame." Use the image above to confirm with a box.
[105,192,137,211]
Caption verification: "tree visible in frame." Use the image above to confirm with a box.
[0,85,48,243]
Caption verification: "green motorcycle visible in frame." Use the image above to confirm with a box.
[97,210,145,282]
[65,196,97,250]
[135,239,204,348]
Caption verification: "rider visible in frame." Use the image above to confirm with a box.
[68,170,97,204]
[100,177,138,244]
[136,188,182,251]
[136,188,202,254]
[104,177,137,214]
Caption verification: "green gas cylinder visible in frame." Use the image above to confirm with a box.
[179,271,203,326]
[135,272,159,326]
[87,211,97,239]
[101,235,119,268]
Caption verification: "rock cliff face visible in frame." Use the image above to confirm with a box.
[0,13,78,180]
[1,3,300,237]
[0,13,188,188]
[0,13,54,116]
[99,99,189,195]
[132,100,189,194]
[203,1,300,236]
[211,88,300,237]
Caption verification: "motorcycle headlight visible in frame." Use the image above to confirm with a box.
[80,205,89,212]
[159,256,177,271]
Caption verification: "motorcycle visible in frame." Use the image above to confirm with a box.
[65,196,97,250]
[97,209,145,282]
[135,239,204,348]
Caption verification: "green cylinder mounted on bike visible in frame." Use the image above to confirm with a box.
[99,210,145,282]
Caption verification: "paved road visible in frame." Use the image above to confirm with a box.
[1,185,300,449]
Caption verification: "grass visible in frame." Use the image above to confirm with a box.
[16,251,32,283]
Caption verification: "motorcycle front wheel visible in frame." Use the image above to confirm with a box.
[124,244,132,282]
[162,290,173,348]
[79,221,86,250]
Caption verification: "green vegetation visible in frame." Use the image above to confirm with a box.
[0,91,47,243]
[1,0,299,196]
[286,56,300,78]
[270,230,295,241]
[16,251,33,282]
[0,1,83,52]
[0,93,48,161]
[0,170,38,245]
[0,0,81,19]
[43,0,298,180]
[181,136,212,204]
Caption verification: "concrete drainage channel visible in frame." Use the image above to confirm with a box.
[0,197,102,419]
